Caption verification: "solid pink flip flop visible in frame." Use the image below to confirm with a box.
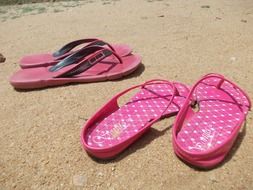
[10,46,141,89]
[20,38,132,68]
[81,80,190,159]
[172,73,251,169]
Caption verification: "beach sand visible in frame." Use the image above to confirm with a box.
[1,0,253,189]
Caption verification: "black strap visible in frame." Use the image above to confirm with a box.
[85,40,115,52]
[52,38,115,58]
[58,48,122,78]
[52,39,97,57]
[50,46,105,72]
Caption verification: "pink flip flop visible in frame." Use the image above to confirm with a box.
[20,38,132,68]
[81,80,190,159]
[172,73,251,169]
[10,46,141,89]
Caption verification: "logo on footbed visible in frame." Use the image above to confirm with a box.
[92,119,133,144]
[188,126,217,151]
[110,123,128,138]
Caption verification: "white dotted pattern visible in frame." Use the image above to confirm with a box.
[86,83,189,148]
[177,77,250,153]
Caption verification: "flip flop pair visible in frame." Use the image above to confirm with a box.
[10,39,141,89]
[81,74,251,169]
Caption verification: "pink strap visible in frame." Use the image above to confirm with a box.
[112,79,177,124]
[185,73,251,112]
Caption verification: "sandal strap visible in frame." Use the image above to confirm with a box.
[51,46,122,78]
[186,73,251,112]
[52,38,115,58]
[112,79,178,123]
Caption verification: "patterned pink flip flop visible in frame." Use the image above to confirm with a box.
[20,38,132,68]
[172,73,251,169]
[81,80,190,159]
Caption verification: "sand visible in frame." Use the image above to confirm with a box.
[0,0,253,189]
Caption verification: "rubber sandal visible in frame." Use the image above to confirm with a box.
[81,80,190,159]
[10,46,141,89]
[20,38,132,68]
[172,73,251,169]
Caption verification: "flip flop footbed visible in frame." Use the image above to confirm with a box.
[176,77,250,153]
[82,82,189,157]
[173,75,251,168]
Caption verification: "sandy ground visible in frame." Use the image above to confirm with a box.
[1,0,253,189]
